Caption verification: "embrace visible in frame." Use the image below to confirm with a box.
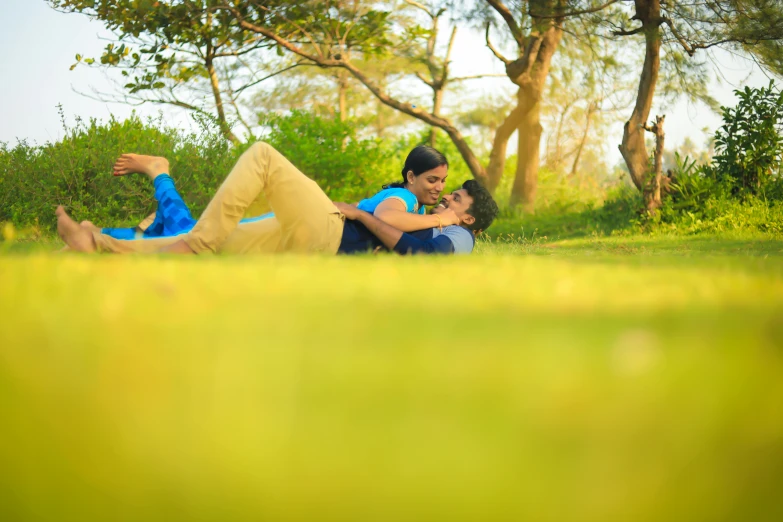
[56,142,499,256]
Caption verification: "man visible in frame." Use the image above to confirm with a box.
[56,142,498,255]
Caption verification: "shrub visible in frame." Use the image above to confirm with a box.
[645,153,783,235]
[0,111,237,232]
[0,109,399,233]
[261,110,391,202]
[708,81,783,197]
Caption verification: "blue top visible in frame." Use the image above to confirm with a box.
[357,187,425,215]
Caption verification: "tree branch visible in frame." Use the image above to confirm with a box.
[441,25,457,83]
[530,0,622,19]
[485,23,511,65]
[662,18,695,56]
[234,62,311,94]
[613,26,645,36]
[403,0,434,18]
[450,73,507,82]
[415,71,435,88]
[485,0,524,47]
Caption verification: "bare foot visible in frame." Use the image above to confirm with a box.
[79,220,101,233]
[112,153,170,180]
[56,206,96,253]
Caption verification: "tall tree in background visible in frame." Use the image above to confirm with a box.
[47,0,287,144]
[477,0,566,210]
[217,0,496,184]
[610,0,783,211]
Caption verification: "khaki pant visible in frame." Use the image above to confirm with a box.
[93,142,344,255]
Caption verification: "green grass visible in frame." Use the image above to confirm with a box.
[2,234,783,521]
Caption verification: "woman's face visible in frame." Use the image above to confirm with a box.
[406,164,448,206]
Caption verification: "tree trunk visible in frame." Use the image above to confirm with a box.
[570,102,596,178]
[645,115,665,212]
[618,0,662,191]
[428,89,444,148]
[510,97,543,211]
[486,101,524,193]
[508,24,563,211]
[443,126,489,184]
[205,55,240,145]
[337,70,348,122]
[551,100,575,171]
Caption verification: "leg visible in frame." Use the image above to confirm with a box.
[142,174,197,237]
[219,217,283,254]
[57,206,96,252]
[56,206,184,253]
[184,142,343,254]
[93,231,185,253]
[114,154,197,238]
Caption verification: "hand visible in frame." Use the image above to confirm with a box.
[435,207,461,227]
[334,201,362,220]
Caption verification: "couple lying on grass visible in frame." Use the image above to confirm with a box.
[56,142,499,256]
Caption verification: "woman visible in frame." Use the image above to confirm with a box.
[356,145,456,232]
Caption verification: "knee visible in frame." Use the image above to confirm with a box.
[249,141,273,155]
[248,140,286,167]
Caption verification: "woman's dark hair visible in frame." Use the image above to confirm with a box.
[462,179,499,233]
[383,145,448,189]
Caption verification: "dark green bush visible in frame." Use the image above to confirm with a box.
[0,111,237,232]
[0,109,400,233]
[709,81,783,197]
[261,110,392,202]
[642,153,783,234]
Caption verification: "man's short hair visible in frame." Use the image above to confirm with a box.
[462,180,499,233]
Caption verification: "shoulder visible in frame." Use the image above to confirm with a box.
[374,188,419,213]
[436,226,475,254]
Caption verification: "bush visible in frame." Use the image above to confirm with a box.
[0,109,401,234]
[261,110,392,202]
[603,83,783,237]
[643,153,783,235]
[0,111,237,232]
[709,81,783,197]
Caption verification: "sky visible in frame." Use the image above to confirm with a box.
[1,0,777,162]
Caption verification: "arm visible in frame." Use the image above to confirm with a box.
[334,203,456,255]
[373,198,458,232]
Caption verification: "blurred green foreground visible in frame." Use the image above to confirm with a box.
[1,236,783,521]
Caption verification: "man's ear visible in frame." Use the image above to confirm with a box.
[462,214,476,226]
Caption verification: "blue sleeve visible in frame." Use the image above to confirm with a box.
[393,233,455,255]
[357,188,418,214]
[438,226,474,254]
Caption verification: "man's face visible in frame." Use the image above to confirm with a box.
[433,188,475,225]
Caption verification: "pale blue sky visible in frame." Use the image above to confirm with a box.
[1,0,776,160]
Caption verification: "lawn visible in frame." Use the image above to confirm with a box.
[1,233,783,521]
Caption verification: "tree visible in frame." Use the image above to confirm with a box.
[214,0,496,185]
[608,0,783,211]
[48,0,287,144]
[475,0,568,210]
